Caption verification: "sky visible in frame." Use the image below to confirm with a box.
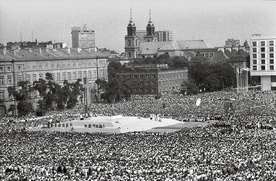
[0,0,276,53]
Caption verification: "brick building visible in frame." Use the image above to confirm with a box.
[116,64,188,95]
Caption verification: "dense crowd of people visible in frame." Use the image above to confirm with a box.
[1,90,276,180]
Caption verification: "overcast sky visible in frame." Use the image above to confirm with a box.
[0,0,276,53]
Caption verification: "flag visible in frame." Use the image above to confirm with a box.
[196,98,201,106]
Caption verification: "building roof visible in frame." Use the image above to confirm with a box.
[176,40,214,50]
[210,50,230,63]
[139,42,168,55]
[158,41,181,51]
[0,48,108,62]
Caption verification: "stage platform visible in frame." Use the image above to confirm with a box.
[28,115,215,133]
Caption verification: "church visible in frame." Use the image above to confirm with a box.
[124,10,218,60]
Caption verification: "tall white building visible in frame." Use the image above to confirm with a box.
[71,25,95,50]
[250,34,276,91]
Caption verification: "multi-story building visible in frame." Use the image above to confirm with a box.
[116,64,188,95]
[71,25,95,50]
[0,47,108,116]
[155,31,173,42]
[250,34,276,91]
[225,39,240,48]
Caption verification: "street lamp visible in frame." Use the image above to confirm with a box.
[12,59,17,116]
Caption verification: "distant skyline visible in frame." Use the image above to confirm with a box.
[1,0,276,53]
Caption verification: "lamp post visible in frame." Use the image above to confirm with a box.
[12,59,17,116]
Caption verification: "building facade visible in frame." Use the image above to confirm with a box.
[116,65,188,95]
[250,34,276,91]
[155,31,173,42]
[71,25,95,50]
[0,47,108,116]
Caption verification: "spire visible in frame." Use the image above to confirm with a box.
[149,9,151,22]
[130,8,132,21]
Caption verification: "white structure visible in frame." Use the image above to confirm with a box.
[250,34,276,91]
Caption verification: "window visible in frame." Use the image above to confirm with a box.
[272,76,276,82]
[152,74,156,79]
[270,53,274,58]
[68,72,71,80]
[99,70,103,78]
[33,65,36,70]
[210,53,214,57]
[261,41,265,46]
[128,40,131,46]
[128,52,131,58]
[7,76,12,84]
[253,48,257,52]
[73,63,76,68]
[261,66,265,70]
[78,72,82,79]
[18,76,22,82]
[62,72,66,80]
[269,41,274,46]
[45,64,48,70]
[270,47,274,52]
[6,66,11,72]
[270,59,274,64]
[253,54,257,58]
[83,71,87,78]
[252,42,257,46]
[134,75,138,79]
[140,75,143,79]
[18,66,21,71]
[0,66,3,72]
[270,66,274,70]
[253,60,257,64]
[39,73,43,79]
[67,64,71,69]
[135,39,138,46]
[73,72,76,80]
[57,73,60,81]
[51,64,54,69]
[261,54,265,58]
[253,66,257,70]
[0,76,4,85]
[33,74,37,81]
[0,91,4,99]
[93,70,97,78]
[25,74,30,81]
[88,71,92,78]
[261,59,265,64]
[261,47,265,52]
[39,65,42,70]
[145,74,149,79]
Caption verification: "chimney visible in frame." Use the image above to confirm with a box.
[13,49,17,55]
[39,48,42,54]
[28,48,32,53]
[67,48,70,54]
[1,47,6,55]
[78,48,81,53]
[45,48,49,53]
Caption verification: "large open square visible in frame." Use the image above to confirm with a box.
[28,115,212,133]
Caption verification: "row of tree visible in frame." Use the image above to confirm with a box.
[8,73,84,116]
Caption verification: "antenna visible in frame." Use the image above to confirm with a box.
[20,33,22,42]
[149,9,151,21]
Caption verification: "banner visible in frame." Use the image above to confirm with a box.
[196,98,201,106]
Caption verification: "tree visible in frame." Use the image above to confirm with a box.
[17,101,33,116]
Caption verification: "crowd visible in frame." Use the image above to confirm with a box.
[1,90,276,180]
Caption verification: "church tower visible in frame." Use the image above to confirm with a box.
[125,9,139,59]
[144,10,157,42]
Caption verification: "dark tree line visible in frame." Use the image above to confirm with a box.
[8,72,84,116]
